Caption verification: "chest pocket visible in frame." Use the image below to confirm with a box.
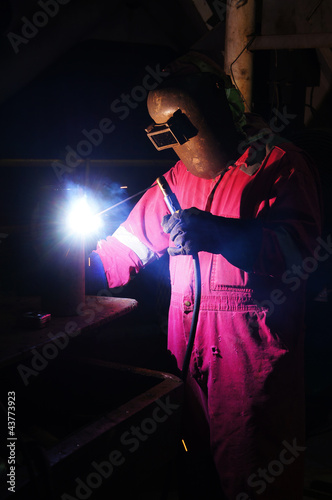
[210,253,248,291]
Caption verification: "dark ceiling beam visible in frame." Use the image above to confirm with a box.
[250,33,332,50]
[0,0,122,105]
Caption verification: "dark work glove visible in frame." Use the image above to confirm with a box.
[161,208,218,256]
[161,207,263,272]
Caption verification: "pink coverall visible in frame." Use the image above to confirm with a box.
[96,141,322,499]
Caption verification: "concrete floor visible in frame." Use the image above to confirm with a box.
[303,419,332,499]
[139,421,332,500]
[80,304,332,500]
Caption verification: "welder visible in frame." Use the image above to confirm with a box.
[87,52,322,499]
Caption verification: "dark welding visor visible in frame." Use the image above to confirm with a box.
[145,109,198,150]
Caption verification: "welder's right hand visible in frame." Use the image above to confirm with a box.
[162,210,190,256]
[161,208,216,256]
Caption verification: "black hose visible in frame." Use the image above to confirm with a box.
[156,178,202,499]
[181,253,201,381]
[156,176,202,382]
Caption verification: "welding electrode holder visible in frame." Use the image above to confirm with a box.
[156,176,201,382]
[156,176,182,214]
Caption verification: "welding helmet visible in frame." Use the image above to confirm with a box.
[146,52,246,179]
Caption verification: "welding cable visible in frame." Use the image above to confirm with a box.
[180,174,228,381]
[181,253,201,382]
[157,176,202,382]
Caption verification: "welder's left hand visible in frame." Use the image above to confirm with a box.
[161,207,263,272]
[161,207,219,256]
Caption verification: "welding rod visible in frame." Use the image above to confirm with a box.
[97,177,180,218]
[96,185,155,216]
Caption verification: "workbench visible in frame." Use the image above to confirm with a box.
[0,295,183,499]
[0,294,138,367]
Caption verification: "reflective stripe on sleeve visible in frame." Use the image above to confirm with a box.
[113,226,157,266]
